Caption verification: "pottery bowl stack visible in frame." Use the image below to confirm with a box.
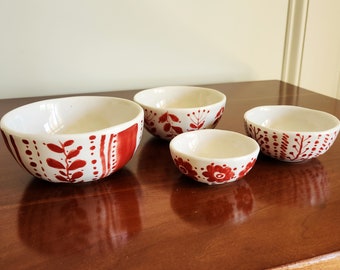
[244,105,340,162]
[133,86,226,140]
[0,96,144,183]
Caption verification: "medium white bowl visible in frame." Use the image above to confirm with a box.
[133,86,226,140]
[0,96,144,183]
[169,129,260,185]
[244,105,340,162]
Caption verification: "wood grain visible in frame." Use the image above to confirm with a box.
[1,80,340,269]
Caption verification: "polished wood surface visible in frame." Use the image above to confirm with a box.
[1,80,340,270]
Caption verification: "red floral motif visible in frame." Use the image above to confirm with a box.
[246,123,264,146]
[174,157,197,179]
[288,133,312,161]
[238,158,256,178]
[203,163,235,183]
[187,109,209,131]
[46,140,86,183]
[159,112,183,138]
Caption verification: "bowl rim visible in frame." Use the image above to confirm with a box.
[244,105,340,134]
[133,86,226,110]
[169,129,260,162]
[0,95,144,137]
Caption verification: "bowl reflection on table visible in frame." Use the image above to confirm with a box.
[250,158,329,207]
[171,178,254,227]
[18,169,142,255]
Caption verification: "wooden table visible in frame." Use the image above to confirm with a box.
[1,80,340,270]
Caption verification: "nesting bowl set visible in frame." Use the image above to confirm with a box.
[1,86,340,185]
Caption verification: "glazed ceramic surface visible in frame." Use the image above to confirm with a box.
[0,96,144,183]
[133,86,226,140]
[169,129,260,185]
[244,105,340,162]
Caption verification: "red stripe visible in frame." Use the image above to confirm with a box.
[115,124,138,170]
[100,135,107,178]
[106,134,115,174]
[1,130,14,158]
[9,135,31,173]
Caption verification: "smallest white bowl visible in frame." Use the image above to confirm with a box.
[169,129,260,185]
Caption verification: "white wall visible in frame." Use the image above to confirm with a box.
[0,0,288,99]
[299,0,340,99]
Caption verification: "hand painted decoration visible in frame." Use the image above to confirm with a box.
[246,123,338,162]
[143,107,224,140]
[169,130,260,185]
[45,140,87,182]
[0,96,144,183]
[173,156,257,184]
[134,86,227,140]
[244,105,340,162]
[2,123,141,183]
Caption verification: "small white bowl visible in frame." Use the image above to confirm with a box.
[0,96,144,183]
[133,86,226,140]
[169,129,260,185]
[244,105,340,162]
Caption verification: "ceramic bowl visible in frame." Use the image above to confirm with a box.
[0,96,144,183]
[133,86,226,140]
[244,105,340,162]
[169,129,260,185]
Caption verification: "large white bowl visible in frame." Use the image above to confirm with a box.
[169,129,260,185]
[133,86,226,140]
[0,96,144,183]
[244,105,340,162]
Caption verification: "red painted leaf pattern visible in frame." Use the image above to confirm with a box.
[46,158,65,169]
[172,126,183,133]
[197,122,204,129]
[68,160,86,171]
[46,143,64,153]
[45,140,86,182]
[67,149,80,159]
[56,175,68,182]
[164,123,171,132]
[63,140,74,147]
[168,113,179,122]
[187,110,208,131]
[71,171,83,180]
[159,112,168,123]
[59,170,67,176]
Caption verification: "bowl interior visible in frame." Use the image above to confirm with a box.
[134,86,225,109]
[245,106,340,132]
[170,130,259,159]
[1,96,142,135]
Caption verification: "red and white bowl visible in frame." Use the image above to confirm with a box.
[244,105,340,162]
[133,86,226,140]
[169,129,260,185]
[0,96,144,183]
